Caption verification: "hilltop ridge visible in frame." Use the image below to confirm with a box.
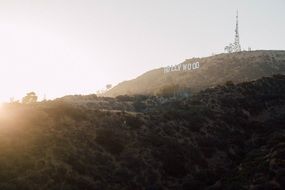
[105,50,285,97]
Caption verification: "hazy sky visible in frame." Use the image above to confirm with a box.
[0,0,284,101]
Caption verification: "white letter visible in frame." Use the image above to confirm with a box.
[182,64,187,71]
[188,63,192,70]
[177,64,181,71]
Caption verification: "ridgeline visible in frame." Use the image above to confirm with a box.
[105,50,285,97]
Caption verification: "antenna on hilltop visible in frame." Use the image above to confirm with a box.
[224,10,242,53]
[233,10,241,52]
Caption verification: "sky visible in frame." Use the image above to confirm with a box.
[0,0,284,102]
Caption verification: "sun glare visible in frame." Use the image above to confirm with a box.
[0,103,4,120]
[0,103,9,121]
[0,102,5,112]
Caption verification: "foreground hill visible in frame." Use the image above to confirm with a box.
[0,75,285,190]
[105,50,285,97]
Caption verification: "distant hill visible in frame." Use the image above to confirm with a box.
[105,50,285,97]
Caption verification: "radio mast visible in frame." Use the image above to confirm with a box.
[224,10,242,53]
[233,10,241,52]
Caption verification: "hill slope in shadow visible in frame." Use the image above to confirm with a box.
[0,75,284,189]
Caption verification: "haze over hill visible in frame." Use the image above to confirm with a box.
[1,1,285,190]
[105,50,285,97]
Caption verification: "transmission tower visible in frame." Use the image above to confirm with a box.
[233,10,241,52]
[224,10,241,53]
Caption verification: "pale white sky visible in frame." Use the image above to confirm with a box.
[0,0,284,101]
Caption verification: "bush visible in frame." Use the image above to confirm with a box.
[95,129,125,155]
[133,101,146,112]
[116,95,134,101]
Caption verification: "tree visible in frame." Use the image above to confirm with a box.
[224,43,234,53]
[22,92,38,104]
[156,84,180,97]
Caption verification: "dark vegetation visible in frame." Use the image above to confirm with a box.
[0,75,285,189]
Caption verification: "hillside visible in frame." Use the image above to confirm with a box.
[105,50,285,97]
[0,75,284,190]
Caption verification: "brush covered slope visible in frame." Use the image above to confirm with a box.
[105,50,285,97]
[0,75,285,190]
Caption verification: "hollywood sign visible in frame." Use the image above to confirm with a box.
[164,61,200,73]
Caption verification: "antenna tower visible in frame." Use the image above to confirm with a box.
[233,10,241,52]
[224,10,242,53]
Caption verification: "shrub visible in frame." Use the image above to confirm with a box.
[95,129,125,155]
[116,95,134,101]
